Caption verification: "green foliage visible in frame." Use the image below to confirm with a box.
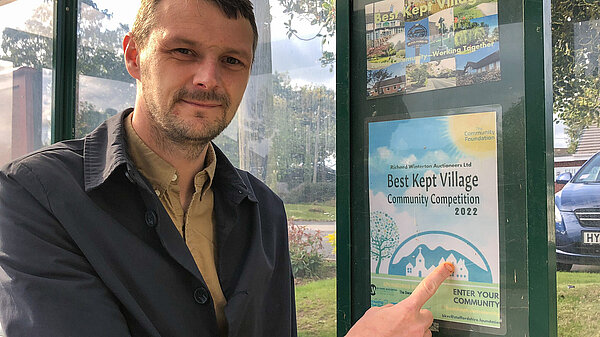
[552,1,600,147]
[75,101,118,138]
[1,1,132,83]
[407,65,429,87]
[266,72,336,191]
[454,26,487,48]
[284,182,336,204]
[370,211,400,274]
[367,42,396,59]
[1,28,52,69]
[288,221,325,279]
[279,0,336,68]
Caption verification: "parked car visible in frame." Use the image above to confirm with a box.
[555,151,600,271]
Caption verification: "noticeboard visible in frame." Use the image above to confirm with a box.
[336,0,557,335]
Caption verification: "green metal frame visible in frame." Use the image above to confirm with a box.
[524,0,557,335]
[336,0,352,333]
[51,0,78,142]
[337,0,557,335]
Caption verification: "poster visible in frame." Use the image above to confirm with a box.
[368,110,501,330]
[366,0,500,98]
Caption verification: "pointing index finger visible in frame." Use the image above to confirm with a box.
[403,262,454,309]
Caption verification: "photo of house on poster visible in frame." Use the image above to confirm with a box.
[368,111,501,329]
[365,0,499,98]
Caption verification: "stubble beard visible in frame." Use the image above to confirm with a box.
[144,86,232,161]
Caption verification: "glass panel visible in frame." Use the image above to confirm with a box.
[0,0,54,167]
[352,0,532,334]
[213,0,337,334]
[74,0,139,136]
[552,1,600,336]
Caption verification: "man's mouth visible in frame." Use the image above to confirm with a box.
[180,99,222,108]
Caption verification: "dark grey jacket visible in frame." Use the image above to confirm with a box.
[0,110,296,337]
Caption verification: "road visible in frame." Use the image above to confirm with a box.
[427,77,456,90]
[408,77,456,93]
[477,2,497,16]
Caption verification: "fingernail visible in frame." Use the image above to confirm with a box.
[444,262,454,273]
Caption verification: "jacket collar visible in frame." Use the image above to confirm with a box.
[83,109,133,192]
[83,109,257,203]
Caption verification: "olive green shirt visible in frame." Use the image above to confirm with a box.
[124,115,227,335]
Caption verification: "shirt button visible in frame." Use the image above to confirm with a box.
[145,210,158,227]
[194,287,210,305]
[154,189,161,197]
[171,173,178,182]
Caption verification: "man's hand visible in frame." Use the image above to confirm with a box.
[345,262,454,337]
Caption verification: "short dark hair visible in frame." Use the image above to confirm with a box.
[131,0,258,53]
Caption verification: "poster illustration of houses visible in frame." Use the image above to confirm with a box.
[368,110,501,329]
[366,0,499,98]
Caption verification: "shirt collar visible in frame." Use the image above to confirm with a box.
[83,109,222,196]
[124,112,217,195]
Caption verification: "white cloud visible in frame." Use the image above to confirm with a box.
[378,146,392,159]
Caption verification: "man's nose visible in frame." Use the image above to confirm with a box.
[192,59,220,89]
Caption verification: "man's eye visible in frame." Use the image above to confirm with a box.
[174,48,192,55]
[224,57,241,65]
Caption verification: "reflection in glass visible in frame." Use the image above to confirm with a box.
[552,1,600,154]
[553,1,600,336]
[0,0,53,167]
[75,0,138,137]
[213,0,337,334]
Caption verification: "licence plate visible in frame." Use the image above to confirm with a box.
[583,231,600,244]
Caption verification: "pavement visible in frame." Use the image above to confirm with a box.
[571,264,600,272]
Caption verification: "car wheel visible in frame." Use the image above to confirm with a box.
[556,262,572,272]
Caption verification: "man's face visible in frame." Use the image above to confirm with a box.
[135,0,254,145]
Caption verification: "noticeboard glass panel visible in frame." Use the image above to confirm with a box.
[349,0,530,335]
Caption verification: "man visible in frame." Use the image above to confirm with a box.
[0,0,451,336]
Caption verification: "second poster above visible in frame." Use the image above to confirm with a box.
[366,0,500,98]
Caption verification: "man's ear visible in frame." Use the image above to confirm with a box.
[123,33,141,81]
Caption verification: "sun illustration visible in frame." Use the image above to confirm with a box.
[447,112,496,158]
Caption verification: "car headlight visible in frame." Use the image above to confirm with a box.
[555,205,562,223]
[555,205,566,234]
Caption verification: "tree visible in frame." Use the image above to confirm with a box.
[552,0,600,152]
[367,68,392,94]
[75,101,118,138]
[278,0,336,68]
[1,28,52,69]
[1,0,133,83]
[437,17,448,48]
[454,26,486,48]
[370,211,400,274]
[407,64,428,87]
[264,72,336,198]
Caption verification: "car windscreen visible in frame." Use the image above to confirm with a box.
[574,154,600,183]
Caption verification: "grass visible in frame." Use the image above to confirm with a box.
[296,277,337,337]
[285,203,336,221]
[292,271,600,337]
[557,271,600,337]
